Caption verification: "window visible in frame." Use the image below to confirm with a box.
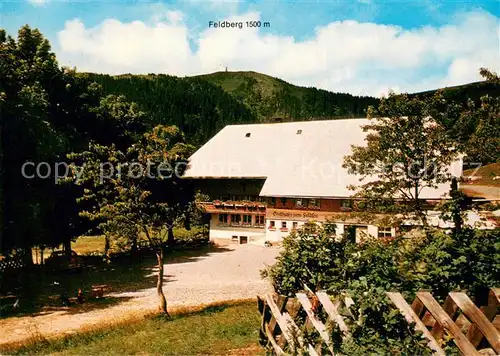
[231,235,238,241]
[344,225,356,243]
[231,214,241,225]
[240,236,248,244]
[270,197,276,205]
[280,197,287,205]
[378,227,392,238]
[296,129,302,135]
[295,198,302,207]
[292,222,298,229]
[245,132,251,138]
[242,215,252,225]
[309,199,320,208]
[255,215,265,226]
[269,221,275,227]
[340,200,352,210]
[219,214,228,225]
[281,221,287,228]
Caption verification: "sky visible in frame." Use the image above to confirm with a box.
[1,0,499,96]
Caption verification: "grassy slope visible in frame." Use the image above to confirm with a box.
[4,302,263,355]
[197,71,499,121]
[196,71,378,120]
[201,71,499,102]
[197,71,299,100]
[196,71,303,120]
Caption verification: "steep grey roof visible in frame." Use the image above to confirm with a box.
[184,119,463,199]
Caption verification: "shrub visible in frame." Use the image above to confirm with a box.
[263,223,499,353]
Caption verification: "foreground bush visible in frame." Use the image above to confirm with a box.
[263,223,500,354]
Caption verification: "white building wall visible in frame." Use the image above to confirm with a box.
[209,214,397,243]
[209,214,265,242]
[368,225,378,238]
[264,219,307,241]
[263,219,396,242]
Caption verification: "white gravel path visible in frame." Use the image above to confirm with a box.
[0,244,280,346]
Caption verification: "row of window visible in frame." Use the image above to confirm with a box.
[218,214,265,225]
[269,221,393,238]
[268,221,299,229]
[215,197,359,210]
[217,195,266,202]
[269,197,320,208]
[218,214,393,237]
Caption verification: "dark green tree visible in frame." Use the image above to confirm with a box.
[0,26,69,261]
[342,92,459,226]
[69,125,195,315]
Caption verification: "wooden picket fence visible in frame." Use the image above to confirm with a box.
[257,286,500,355]
[0,258,25,274]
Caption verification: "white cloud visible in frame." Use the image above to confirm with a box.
[29,0,47,6]
[205,0,241,14]
[56,10,500,96]
[149,4,184,25]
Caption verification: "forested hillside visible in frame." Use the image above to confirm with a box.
[77,73,258,145]
[415,80,500,103]
[81,71,500,148]
[78,72,381,144]
[196,71,379,120]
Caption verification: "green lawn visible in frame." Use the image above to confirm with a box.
[72,236,107,255]
[2,244,227,318]
[6,302,264,356]
[68,226,205,256]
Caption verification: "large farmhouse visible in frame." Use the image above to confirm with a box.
[183,119,466,244]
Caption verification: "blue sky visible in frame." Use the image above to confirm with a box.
[1,0,499,96]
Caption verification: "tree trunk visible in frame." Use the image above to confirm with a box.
[184,211,191,231]
[451,178,462,229]
[414,183,429,229]
[23,246,33,266]
[167,225,175,247]
[40,246,45,265]
[156,247,170,317]
[131,234,138,261]
[63,239,71,256]
[104,235,110,262]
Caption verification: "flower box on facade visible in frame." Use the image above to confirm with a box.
[268,226,276,231]
[280,228,289,232]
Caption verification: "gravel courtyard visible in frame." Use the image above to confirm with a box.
[0,244,280,346]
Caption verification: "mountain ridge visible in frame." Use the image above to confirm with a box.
[79,70,499,145]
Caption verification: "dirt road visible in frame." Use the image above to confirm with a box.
[0,244,280,346]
